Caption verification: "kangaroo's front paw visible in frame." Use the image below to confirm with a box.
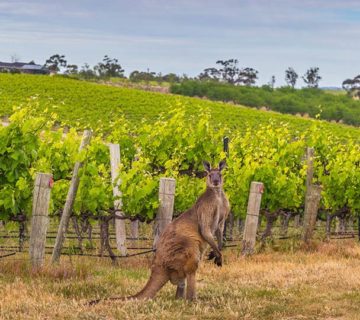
[214,254,222,267]
[208,251,216,261]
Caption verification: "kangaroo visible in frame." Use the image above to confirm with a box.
[89,160,230,304]
[203,160,230,262]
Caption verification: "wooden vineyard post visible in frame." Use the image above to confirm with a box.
[302,185,322,243]
[153,178,176,249]
[242,182,264,256]
[29,173,53,268]
[227,212,234,240]
[130,220,139,239]
[109,143,127,256]
[302,147,322,244]
[52,130,92,263]
[326,212,331,240]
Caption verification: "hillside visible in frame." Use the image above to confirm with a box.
[171,80,360,126]
[0,73,359,139]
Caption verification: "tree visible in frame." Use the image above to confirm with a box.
[216,59,240,84]
[129,70,156,83]
[44,54,67,73]
[268,75,276,89]
[238,67,258,86]
[342,75,360,98]
[65,64,78,75]
[285,67,298,88]
[302,67,321,88]
[198,67,220,81]
[94,55,124,78]
[198,59,258,86]
[181,73,190,81]
[161,73,180,83]
[78,63,96,79]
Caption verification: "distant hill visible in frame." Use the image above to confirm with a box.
[320,86,343,91]
[170,80,359,125]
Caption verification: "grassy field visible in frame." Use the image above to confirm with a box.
[1,240,360,320]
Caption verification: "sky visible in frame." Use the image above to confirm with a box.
[0,0,359,87]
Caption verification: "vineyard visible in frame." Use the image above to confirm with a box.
[1,96,360,253]
[1,73,360,139]
[1,75,360,319]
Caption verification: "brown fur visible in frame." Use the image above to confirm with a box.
[89,161,230,305]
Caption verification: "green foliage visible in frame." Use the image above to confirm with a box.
[136,105,227,171]
[119,106,226,219]
[225,123,307,217]
[1,74,360,140]
[174,174,205,215]
[319,140,360,213]
[170,80,360,126]
[120,155,159,219]
[2,77,360,224]
[37,131,115,218]
[75,138,113,216]
[0,106,50,220]
[94,55,124,78]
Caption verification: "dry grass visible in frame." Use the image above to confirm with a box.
[1,240,360,319]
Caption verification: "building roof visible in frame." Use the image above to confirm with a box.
[0,62,27,68]
[21,64,44,70]
[0,61,46,70]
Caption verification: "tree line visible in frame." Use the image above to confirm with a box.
[43,54,183,83]
[43,55,323,89]
[3,53,359,98]
[198,59,323,89]
[170,81,360,125]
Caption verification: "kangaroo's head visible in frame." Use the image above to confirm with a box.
[203,160,226,189]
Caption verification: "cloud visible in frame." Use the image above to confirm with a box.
[0,0,93,18]
[0,19,193,47]
[0,0,359,86]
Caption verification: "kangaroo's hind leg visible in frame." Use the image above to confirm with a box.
[175,279,186,299]
[186,273,196,301]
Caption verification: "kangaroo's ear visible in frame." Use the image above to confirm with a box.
[203,161,211,172]
[218,160,226,171]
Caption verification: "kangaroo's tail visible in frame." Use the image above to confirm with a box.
[88,267,169,306]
